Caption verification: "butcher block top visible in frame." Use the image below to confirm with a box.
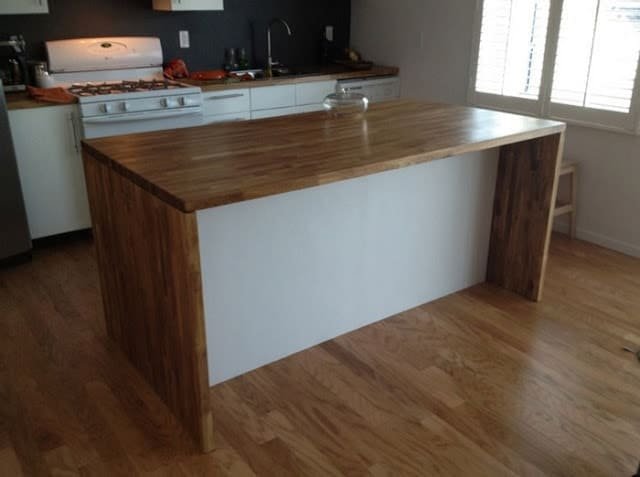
[82,100,566,213]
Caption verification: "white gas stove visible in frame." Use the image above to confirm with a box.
[45,37,203,139]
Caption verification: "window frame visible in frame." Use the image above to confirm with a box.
[467,0,640,134]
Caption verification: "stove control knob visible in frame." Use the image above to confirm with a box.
[100,103,113,114]
[179,96,190,107]
[121,101,130,112]
[161,98,178,108]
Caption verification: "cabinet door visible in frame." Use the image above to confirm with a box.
[296,80,336,106]
[153,0,223,11]
[373,79,401,102]
[202,89,250,116]
[0,0,48,14]
[9,105,91,239]
[251,85,296,111]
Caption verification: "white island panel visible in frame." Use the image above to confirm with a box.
[197,150,499,384]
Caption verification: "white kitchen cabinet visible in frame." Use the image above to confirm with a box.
[339,77,401,103]
[251,85,296,111]
[295,80,336,106]
[201,89,250,125]
[202,89,250,116]
[202,111,251,125]
[249,81,335,119]
[152,0,223,11]
[251,106,301,120]
[298,104,326,113]
[8,105,91,239]
[0,0,49,14]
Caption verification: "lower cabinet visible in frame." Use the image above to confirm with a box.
[201,89,251,125]
[251,106,301,120]
[249,80,337,119]
[8,105,91,239]
[6,77,395,239]
[296,80,336,107]
[202,111,251,125]
[0,0,49,15]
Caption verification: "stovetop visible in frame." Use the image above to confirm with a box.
[68,79,191,97]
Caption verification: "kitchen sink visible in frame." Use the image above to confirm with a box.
[230,66,333,80]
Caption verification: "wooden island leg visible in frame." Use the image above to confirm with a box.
[487,133,565,302]
[83,154,215,452]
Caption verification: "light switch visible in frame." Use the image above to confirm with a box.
[325,25,334,42]
[179,30,190,48]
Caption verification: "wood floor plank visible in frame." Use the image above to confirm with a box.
[0,234,638,475]
[0,446,25,477]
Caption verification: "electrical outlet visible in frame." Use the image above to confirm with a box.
[179,30,190,49]
[325,25,334,42]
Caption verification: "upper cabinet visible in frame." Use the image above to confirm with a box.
[152,0,223,11]
[0,0,49,14]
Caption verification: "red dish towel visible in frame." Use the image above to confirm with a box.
[28,86,77,104]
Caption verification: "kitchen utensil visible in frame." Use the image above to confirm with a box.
[224,48,238,71]
[238,48,249,69]
[30,61,48,87]
[8,59,22,84]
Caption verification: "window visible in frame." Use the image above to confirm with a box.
[469,0,640,132]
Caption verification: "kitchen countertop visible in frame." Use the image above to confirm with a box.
[184,65,399,92]
[83,99,565,213]
[5,65,398,110]
[5,91,78,111]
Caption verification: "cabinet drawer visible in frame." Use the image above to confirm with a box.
[202,89,250,116]
[375,81,401,102]
[251,106,300,120]
[153,0,224,11]
[202,111,251,125]
[298,103,326,113]
[9,105,91,239]
[250,85,296,111]
[0,0,49,14]
[296,80,336,106]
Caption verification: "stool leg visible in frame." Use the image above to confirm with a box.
[570,168,577,239]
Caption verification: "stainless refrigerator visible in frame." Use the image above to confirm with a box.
[0,80,31,262]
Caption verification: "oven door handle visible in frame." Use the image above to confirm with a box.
[82,108,203,124]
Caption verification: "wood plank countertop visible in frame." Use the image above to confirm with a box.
[82,100,566,213]
[184,65,399,92]
[5,91,78,110]
[5,66,397,110]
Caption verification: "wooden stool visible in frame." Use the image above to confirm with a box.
[554,161,578,239]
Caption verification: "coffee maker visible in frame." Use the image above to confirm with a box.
[0,35,28,92]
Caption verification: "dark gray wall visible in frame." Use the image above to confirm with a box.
[0,0,350,70]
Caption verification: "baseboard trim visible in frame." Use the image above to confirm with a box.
[553,221,640,258]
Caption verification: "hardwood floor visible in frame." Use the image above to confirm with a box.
[0,234,639,476]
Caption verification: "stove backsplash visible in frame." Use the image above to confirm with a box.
[0,0,350,72]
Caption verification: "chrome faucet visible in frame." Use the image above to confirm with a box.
[267,18,293,77]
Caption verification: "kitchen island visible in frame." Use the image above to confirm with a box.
[82,100,565,452]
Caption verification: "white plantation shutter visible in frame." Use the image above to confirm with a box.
[551,0,640,113]
[470,0,640,131]
[475,0,551,100]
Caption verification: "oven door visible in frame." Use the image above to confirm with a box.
[82,106,204,139]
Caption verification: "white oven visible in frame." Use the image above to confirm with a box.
[82,107,203,139]
[46,37,204,139]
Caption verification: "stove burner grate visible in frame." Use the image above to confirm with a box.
[67,79,189,97]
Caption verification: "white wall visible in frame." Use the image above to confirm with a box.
[352,0,640,257]
[198,151,498,384]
